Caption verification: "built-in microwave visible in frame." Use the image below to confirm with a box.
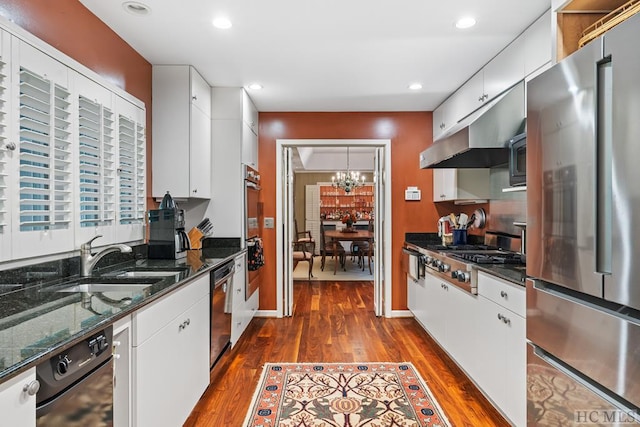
[508,132,526,186]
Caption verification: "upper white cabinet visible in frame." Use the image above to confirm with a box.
[523,10,552,76]
[212,87,259,169]
[152,65,211,199]
[432,168,489,202]
[433,9,551,140]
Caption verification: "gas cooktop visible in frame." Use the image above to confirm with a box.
[448,252,524,265]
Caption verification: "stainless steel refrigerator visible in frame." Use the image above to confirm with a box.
[526,12,640,425]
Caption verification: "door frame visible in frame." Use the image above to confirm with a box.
[275,139,392,317]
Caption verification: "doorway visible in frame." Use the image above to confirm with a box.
[275,139,392,318]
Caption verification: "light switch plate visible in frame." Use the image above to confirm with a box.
[264,217,274,229]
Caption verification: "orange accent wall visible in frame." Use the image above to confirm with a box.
[0,0,154,207]
[259,112,445,312]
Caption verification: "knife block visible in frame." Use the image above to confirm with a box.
[188,227,204,249]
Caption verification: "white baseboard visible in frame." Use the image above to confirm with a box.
[255,309,279,318]
[386,310,413,318]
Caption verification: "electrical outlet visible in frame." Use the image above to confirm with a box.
[264,217,274,229]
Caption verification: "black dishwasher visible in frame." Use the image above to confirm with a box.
[36,326,113,426]
[210,259,234,368]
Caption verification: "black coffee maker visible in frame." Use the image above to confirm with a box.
[148,192,191,259]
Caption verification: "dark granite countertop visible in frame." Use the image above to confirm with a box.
[0,246,245,383]
[404,232,527,286]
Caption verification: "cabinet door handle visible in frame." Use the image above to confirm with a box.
[192,188,198,193]
[192,95,197,101]
[500,290,508,298]
[23,380,40,396]
[2,142,16,151]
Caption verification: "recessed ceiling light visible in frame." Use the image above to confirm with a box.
[122,1,151,16]
[455,16,476,29]
[408,83,423,90]
[248,83,263,90]
[212,16,232,29]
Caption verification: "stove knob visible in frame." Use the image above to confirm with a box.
[433,259,441,268]
[439,263,450,273]
[424,256,432,264]
[458,272,470,282]
[451,270,458,279]
[57,356,71,375]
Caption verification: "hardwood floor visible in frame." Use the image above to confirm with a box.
[184,280,510,427]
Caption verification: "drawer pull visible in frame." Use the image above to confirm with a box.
[500,290,508,298]
[23,380,40,396]
[178,318,191,331]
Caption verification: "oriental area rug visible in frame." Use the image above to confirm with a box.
[242,362,451,427]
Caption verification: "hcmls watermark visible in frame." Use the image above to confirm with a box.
[575,409,640,424]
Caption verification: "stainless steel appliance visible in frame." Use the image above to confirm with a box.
[419,81,524,169]
[36,326,113,426]
[244,165,263,299]
[508,132,526,186]
[148,207,191,259]
[210,259,234,367]
[404,232,524,295]
[526,13,640,424]
[402,246,426,283]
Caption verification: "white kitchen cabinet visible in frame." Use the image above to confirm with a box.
[0,368,36,427]
[211,87,259,169]
[132,276,210,427]
[523,10,552,77]
[210,87,259,238]
[433,168,489,202]
[474,272,526,427]
[407,274,428,328]
[421,274,478,375]
[432,9,551,136]
[113,316,131,427]
[152,65,211,199]
[231,252,257,347]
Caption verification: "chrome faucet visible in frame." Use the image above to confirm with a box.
[80,235,132,277]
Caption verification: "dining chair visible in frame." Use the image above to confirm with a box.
[319,220,345,271]
[292,239,315,279]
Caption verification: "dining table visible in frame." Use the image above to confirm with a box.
[324,229,374,275]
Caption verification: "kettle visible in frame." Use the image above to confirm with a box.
[159,191,176,210]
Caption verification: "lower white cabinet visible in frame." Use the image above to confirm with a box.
[132,276,210,427]
[0,368,36,427]
[409,270,525,425]
[231,253,258,346]
[475,272,526,427]
[113,316,132,427]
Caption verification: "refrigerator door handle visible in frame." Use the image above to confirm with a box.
[595,57,613,275]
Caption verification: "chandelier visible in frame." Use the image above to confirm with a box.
[332,147,365,193]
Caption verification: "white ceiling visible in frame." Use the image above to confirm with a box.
[78,0,551,112]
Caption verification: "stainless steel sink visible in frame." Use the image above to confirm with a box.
[116,270,182,279]
[45,277,159,294]
[55,283,153,293]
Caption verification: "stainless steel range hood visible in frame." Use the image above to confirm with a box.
[420,81,525,169]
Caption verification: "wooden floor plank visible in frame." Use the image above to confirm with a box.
[184,280,509,426]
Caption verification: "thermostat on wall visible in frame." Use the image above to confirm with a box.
[405,186,421,201]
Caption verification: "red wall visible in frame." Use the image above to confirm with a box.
[0,0,154,206]
[259,112,443,311]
